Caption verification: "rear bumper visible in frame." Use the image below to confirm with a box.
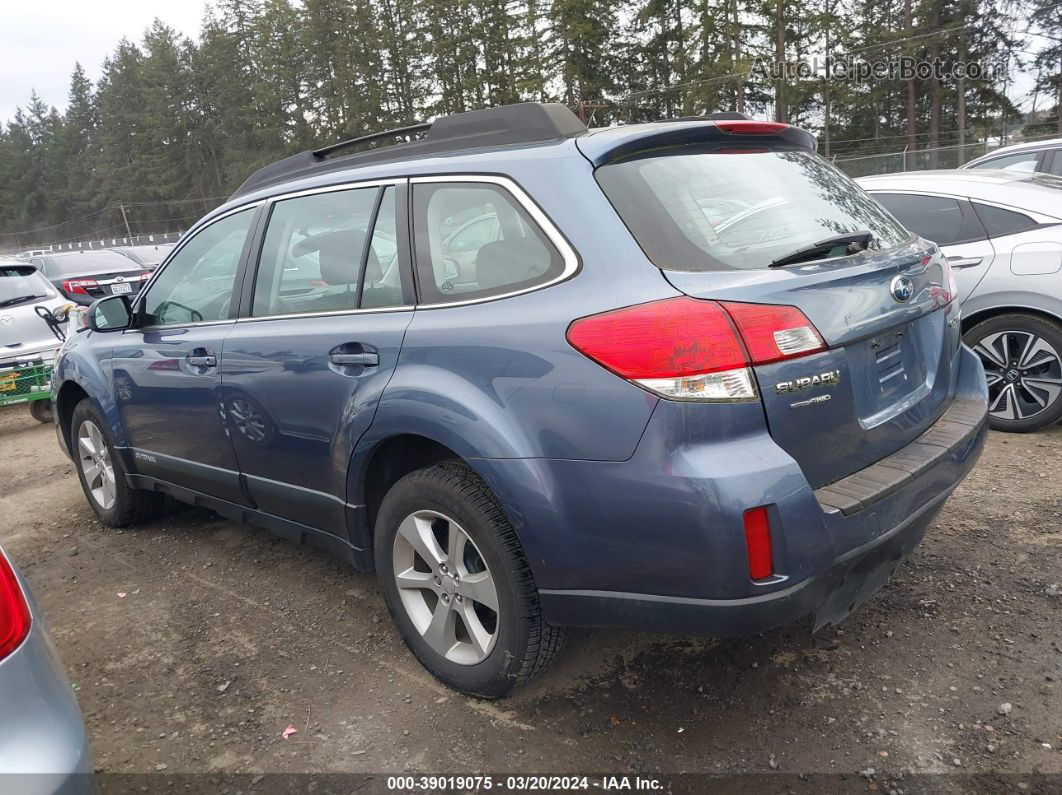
[0,595,95,793]
[478,345,988,636]
[539,480,949,636]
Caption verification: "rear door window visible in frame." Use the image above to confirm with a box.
[412,181,564,302]
[872,193,986,246]
[596,150,909,271]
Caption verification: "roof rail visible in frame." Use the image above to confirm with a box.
[311,122,432,160]
[230,102,587,200]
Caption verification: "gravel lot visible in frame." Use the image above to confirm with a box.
[1,405,1059,789]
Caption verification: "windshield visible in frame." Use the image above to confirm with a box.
[0,264,55,304]
[597,149,910,271]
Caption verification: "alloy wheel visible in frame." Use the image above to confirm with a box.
[973,330,1062,422]
[77,420,116,510]
[391,510,500,665]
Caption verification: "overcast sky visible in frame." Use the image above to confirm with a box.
[0,1,206,125]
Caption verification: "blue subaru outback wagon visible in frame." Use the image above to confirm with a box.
[53,103,989,697]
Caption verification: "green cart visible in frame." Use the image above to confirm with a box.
[0,358,54,423]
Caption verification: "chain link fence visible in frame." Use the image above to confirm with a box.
[833,133,1062,178]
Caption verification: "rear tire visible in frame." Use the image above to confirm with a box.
[29,400,53,424]
[964,313,1062,433]
[374,460,565,698]
[70,400,164,527]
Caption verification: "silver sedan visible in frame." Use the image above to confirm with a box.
[0,543,95,794]
[859,169,1062,432]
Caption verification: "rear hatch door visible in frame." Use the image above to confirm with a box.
[590,130,960,488]
[665,247,958,488]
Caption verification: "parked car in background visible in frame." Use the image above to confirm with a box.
[0,543,95,792]
[0,261,71,422]
[859,169,1062,432]
[29,250,151,306]
[54,103,988,697]
[110,243,176,270]
[962,138,1062,175]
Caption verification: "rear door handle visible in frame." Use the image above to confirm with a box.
[330,352,378,367]
[187,355,217,367]
[946,256,983,269]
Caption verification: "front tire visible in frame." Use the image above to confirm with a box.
[29,400,53,423]
[374,460,565,698]
[965,313,1062,433]
[70,400,164,526]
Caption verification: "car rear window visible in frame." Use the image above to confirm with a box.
[42,250,138,276]
[596,149,910,271]
[0,264,54,302]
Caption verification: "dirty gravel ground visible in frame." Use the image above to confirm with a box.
[0,405,1059,789]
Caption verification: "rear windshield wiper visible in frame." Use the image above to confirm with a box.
[0,293,46,308]
[769,231,874,269]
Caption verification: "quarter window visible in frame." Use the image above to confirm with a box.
[971,202,1039,239]
[252,185,405,317]
[412,182,564,303]
[140,208,255,326]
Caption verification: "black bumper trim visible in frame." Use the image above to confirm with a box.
[540,484,950,637]
[814,397,987,516]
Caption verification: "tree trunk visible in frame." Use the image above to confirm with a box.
[774,0,787,123]
[904,0,916,154]
[927,1,940,167]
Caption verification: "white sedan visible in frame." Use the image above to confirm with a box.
[859,169,1062,432]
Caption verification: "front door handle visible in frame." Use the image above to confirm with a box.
[330,352,378,367]
[946,255,983,269]
[187,354,217,367]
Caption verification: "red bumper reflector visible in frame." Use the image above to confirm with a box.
[743,507,774,580]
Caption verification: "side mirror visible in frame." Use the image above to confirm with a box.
[88,295,133,332]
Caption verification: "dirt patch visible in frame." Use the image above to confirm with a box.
[0,404,1059,781]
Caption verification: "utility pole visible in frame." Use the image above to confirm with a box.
[118,203,132,240]
[574,100,608,125]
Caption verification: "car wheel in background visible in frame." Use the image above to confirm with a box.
[29,400,53,423]
[70,400,164,526]
[964,313,1062,432]
[374,460,566,698]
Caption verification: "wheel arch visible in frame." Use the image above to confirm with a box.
[357,434,464,550]
[961,302,1062,335]
[54,380,91,457]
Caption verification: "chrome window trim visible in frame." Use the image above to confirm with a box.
[262,177,404,204]
[235,305,415,324]
[409,174,580,309]
[132,201,264,331]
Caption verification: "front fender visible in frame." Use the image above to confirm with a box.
[52,334,120,449]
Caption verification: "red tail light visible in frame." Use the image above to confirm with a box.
[0,553,31,661]
[139,271,152,281]
[566,297,826,401]
[743,507,774,580]
[720,302,825,364]
[62,278,98,295]
[715,121,790,135]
